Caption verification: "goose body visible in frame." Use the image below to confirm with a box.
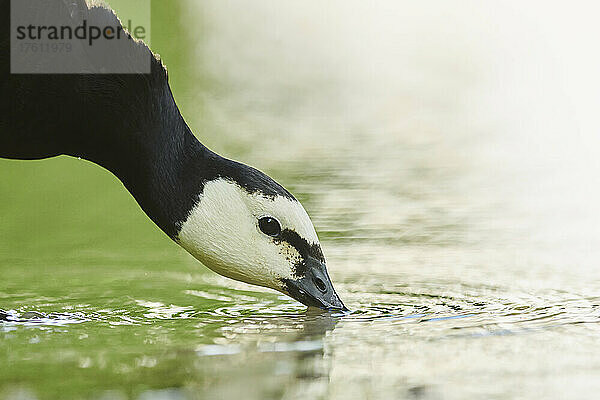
[0,0,345,310]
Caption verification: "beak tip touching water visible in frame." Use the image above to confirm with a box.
[282,258,349,312]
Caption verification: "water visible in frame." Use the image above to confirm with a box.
[3,1,600,399]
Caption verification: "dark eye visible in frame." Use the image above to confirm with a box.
[258,216,281,237]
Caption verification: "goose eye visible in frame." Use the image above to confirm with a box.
[258,217,281,237]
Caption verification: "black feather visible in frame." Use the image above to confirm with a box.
[0,0,294,239]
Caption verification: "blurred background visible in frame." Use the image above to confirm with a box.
[2,1,600,399]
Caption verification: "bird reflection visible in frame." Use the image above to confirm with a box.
[281,309,340,382]
[192,308,342,399]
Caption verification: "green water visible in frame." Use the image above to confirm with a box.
[3,1,600,399]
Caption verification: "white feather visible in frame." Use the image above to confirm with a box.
[177,178,319,290]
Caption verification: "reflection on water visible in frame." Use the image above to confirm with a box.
[3,0,600,399]
[3,280,600,398]
[4,287,599,334]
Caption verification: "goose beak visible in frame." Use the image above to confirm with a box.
[282,256,348,312]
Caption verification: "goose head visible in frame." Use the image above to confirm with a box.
[176,162,347,311]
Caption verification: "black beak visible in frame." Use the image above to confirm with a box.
[282,256,348,312]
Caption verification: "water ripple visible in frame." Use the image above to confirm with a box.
[3,289,599,338]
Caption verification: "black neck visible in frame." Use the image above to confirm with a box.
[0,0,294,239]
[0,0,213,238]
[68,67,215,239]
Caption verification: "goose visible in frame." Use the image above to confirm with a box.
[0,0,346,311]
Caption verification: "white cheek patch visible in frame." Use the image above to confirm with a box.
[176,178,320,291]
[177,179,251,280]
[247,191,320,246]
